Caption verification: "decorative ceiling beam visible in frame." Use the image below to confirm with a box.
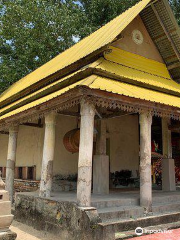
[153,28,176,42]
[145,0,159,9]
[102,112,134,119]
[22,118,43,128]
[168,62,180,70]
[57,111,79,117]
[151,4,180,62]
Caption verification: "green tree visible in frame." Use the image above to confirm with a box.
[0,0,179,93]
[0,0,83,93]
[171,0,180,24]
[79,0,139,38]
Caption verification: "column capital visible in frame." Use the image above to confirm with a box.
[80,99,95,117]
[9,125,19,133]
[139,112,152,126]
[45,112,57,125]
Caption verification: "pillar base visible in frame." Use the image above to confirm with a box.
[93,155,109,195]
[162,158,176,191]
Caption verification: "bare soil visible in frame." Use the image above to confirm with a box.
[10,221,59,240]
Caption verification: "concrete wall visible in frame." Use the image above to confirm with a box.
[0,114,139,180]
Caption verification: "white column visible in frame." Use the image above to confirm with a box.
[5,125,19,203]
[139,113,152,212]
[93,120,109,194]
[40,112,56,198]
[77,100,95,207]
[162,118,176,191]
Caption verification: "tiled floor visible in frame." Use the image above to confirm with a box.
[129,229,180,240]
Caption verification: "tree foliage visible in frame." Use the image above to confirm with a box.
[79,0,139,37]
[0,0,179,93]
[0,0,83,92]
[171,0,180,24]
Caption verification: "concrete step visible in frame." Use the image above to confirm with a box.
[115,220,180,239]
[98,206,144,221]
[153,194,180,205]
[98,201,180,221]
[99,212,180,233]
[0,201,11,216]
[152,201,180,213]
[92,193,180,209]
[92,198,139,209]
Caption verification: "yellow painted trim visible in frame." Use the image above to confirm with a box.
[104,46,171,79]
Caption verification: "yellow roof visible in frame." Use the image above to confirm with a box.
[2,48,180,118]
[97,48,180,96]
[90,76,180,108]
[104,47,171,79]
[1,74,180,121]
[0,0,151,105]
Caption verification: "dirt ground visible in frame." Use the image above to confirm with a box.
[10,221,59,240]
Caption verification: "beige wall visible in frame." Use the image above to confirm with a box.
[53,115,78,177]
[0,115,79,180]
[0,114,139,180]
[0,125,44,180]
[107,115,139,176]
[112,15,163,63]
[16,125,44,179]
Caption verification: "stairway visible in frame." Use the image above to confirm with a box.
[92,192,180,239]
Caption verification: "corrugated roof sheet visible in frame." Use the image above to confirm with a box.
[104,47,171,79]
[90,76,180,108]
[140,0,180,82]
[1,74,180,121]
[0,0,151,105]
[2,47,180,118]
[98,48,180,95]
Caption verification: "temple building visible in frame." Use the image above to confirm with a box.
[1,0,180,239]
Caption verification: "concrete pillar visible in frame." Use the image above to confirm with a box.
[162,118,176,191]
[96,120,107,155]
[39,112,56,198]
[77,100,95,207]
[162,118,172,158]
[93,120,109,194]
[139,113,152,212]
[5,125,19,203]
